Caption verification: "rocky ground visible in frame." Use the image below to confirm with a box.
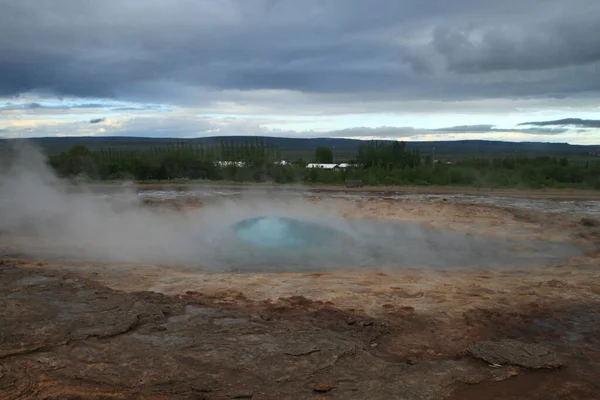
[1,192,600,399]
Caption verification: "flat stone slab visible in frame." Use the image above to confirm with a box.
[468,339,564,369]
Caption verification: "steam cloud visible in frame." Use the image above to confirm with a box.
[0,143,355,269]
[0,143,581,271]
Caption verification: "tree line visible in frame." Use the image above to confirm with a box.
[47,139,293,182]
[42,139,600,189]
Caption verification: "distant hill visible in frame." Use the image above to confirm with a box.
[2,136,600,160]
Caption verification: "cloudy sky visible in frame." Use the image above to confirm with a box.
[1,0,599,143]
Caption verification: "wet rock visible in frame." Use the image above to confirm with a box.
[190,379,219,393]
[313,382,336,393]
[491,366,520,382]
[468,340,564,369]
[391,288,424,298]
[15,276,58,286]
[580,217,600,227]
[541,279,568,288]
[406,357,419,365]
[228,390,253,398]
[347,318,374,327]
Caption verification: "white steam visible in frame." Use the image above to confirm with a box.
[0,143,352,268]
[0,143,582,271]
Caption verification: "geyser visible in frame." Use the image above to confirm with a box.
[209,215,584,273]
[232,216,345,248]
[0,143,587,274]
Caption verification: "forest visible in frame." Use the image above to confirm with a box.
[6,138,600,189]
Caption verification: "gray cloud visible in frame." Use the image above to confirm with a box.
[0,115,574,140]
[0,102,47,111]
[329,125,568,138]
[0,102,106,112]
[89,118,105,124]
[436,125,497,133]
[432,12,600,74]
[0,101,165,113]
[106,120,568,139]
[518,118,600,128]
[1,0,599,104]
[436,124,567,135]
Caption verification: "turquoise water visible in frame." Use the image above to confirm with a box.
[233,216,342,248]
[212,216,586,272]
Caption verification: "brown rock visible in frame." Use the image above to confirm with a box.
[406,357,419,365]
[228,391,253,399]
[468,340,564,369]
[492,366,520,382]
[313,382,336,393]
[580,217,600,227]
[542,279,568,288]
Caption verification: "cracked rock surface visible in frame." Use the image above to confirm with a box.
[1,262,600,400]
[468,340,564,369]
[0,263,483,399]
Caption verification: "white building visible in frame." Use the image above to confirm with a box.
[214,161,245,167]
[214,160,291,167]
[306,163,358,169]
[306,163,340,169]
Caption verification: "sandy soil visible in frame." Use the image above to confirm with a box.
[1,192,600,399]
[92,182,600,200]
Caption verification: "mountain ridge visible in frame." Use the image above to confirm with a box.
[1,136,599,157]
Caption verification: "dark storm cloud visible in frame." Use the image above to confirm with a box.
[518,119,600,128]
[432,13,600,73]
[1,0,599,102]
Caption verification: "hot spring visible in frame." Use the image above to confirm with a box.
[232,216,349,248]
[202,215,584,273]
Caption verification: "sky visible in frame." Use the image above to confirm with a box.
[1,0,600,144]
